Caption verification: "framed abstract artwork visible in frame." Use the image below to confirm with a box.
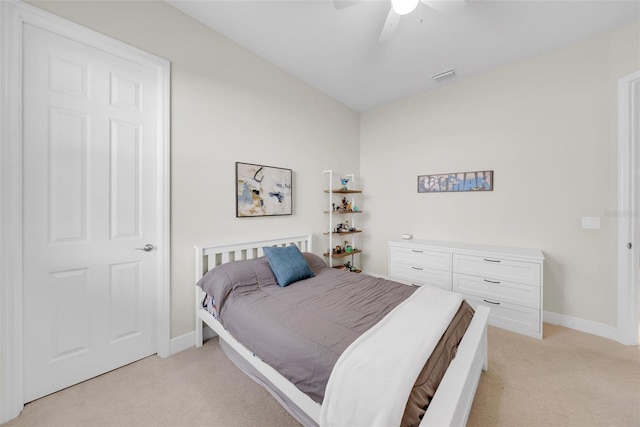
[418,170,494,193]
[236,162,292,217]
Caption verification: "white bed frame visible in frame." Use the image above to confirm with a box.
[194,233,490,427]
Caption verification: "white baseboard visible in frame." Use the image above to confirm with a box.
[543,310,618,342]
[170,328,217,356]
[169,331,195,355]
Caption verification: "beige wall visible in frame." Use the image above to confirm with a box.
[360,21,640,327]
[26,0,640,334]
[29,1,361,338]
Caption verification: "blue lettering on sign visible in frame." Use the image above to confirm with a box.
[477,175,490,190]
[463,175,475,191]
[450,175,462,191]
[419,171,492,192]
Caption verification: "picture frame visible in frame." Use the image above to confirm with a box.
[418,170,494,193]
[236,162,292,217]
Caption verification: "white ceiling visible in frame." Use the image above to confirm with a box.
[166,0,640,112]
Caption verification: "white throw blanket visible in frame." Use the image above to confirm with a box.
[320,286,463,427]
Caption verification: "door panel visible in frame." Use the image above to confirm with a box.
[49,268,91,361]
[23,23,159,403]
[110,119,142,239]
[49,108,89,243]
[109,261,142,342]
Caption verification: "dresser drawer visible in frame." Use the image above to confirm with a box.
[390,246,450,271]
[463,294,541,337]
[453,254,540,286]
[452,273,540,309]
[389,263,450,290]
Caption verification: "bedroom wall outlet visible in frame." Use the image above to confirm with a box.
[581,216,601,229]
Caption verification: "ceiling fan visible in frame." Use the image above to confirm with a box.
[334,0,466,43]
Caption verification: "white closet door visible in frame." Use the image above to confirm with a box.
[22,22,159,402]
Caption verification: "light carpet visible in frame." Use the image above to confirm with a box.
[5,324,640,427]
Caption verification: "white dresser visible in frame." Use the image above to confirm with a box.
[389,239,544,339]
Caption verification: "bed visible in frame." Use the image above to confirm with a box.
[194,233,489,426]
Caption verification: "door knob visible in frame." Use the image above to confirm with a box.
[134,244,154,252]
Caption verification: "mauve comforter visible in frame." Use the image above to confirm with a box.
[211,254,414,403]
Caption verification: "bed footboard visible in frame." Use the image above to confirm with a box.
[420,304,490,426]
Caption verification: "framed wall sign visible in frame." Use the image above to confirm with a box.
[236,162,292,217]
[418,170,494,193]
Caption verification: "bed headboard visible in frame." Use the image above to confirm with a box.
[194,233,313,281]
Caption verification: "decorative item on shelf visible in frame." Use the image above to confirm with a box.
[340,177,350,190]
[353,206,359,212]
[332,221,360,234]
[343,261,360,273]
[336,197,352,213]
[345,242,352,253]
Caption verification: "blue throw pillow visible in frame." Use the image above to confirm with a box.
[263,245,315,287]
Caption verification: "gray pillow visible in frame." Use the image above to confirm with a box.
[196,257,276,309]
[302,252,328,274]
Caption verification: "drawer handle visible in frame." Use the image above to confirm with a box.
[411,250,423,253]
[483,299,501,305]
[411,266,424,271]
[483,279,501,284]
[483,258,501,263]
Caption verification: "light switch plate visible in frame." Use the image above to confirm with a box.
[581,216,601,229]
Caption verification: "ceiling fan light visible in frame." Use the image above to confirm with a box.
[391,0,419,16]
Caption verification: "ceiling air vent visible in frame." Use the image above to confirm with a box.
[432,69,456,82]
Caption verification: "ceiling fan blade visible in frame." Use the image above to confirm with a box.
[333,0,360,9]
[378,8,400,43]
[420,0,466,14]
